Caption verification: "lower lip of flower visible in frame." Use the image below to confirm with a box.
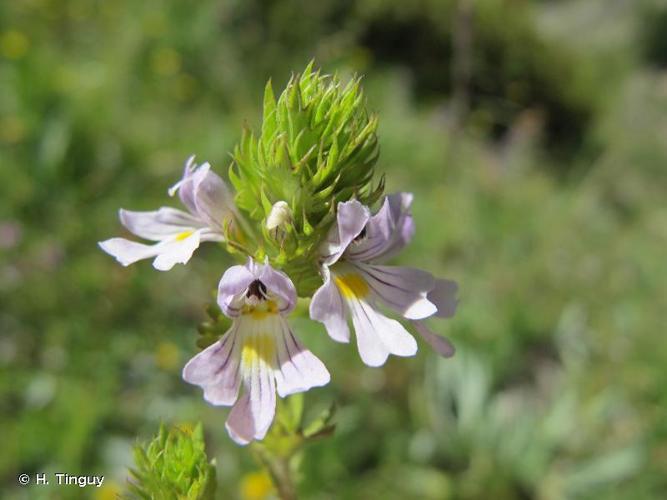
[241,331,276,366]
[334,272,370,299]
[175,230,194,241]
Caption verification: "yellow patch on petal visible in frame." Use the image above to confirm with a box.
[242,299,279,319]
[175,230,193,241]
[334,273,370,299]
[242,333,276,366]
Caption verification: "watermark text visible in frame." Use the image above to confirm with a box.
[17,473,105,488]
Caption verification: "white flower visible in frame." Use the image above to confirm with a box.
[98,156,235,271]
[183,258,330,445]
[310,195,458,366]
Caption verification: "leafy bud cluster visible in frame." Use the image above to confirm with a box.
[228,62,384,294]
[128,423,217,499]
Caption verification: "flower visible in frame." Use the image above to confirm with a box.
[183,258,330,445]
[310,194,458,366]
[98,156,235,271]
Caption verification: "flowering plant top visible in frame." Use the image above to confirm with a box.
[99,62,458,447]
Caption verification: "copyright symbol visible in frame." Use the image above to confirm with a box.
[18,474,30,485]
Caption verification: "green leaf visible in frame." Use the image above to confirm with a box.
[302,402,337,440]
[302,208,314,236]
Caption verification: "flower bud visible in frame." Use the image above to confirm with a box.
[266,200,292,235]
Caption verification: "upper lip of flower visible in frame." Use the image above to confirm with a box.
[352,226,367,242]
[169,155,236,231]
[317,199,370,267]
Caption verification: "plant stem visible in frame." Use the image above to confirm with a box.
[253,445,297,500]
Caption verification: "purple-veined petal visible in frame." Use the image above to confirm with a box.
[152,230,203,271]
[225,394,256,445]
[345,192,415,263]
[247,348,276,442]
[256,261,297,314]
[320,200,370,266]
[217,263,256,317]
[429,278,459,318]
[348,297,418,367]
[382,192,416,259]
[182,324,242,405]
[323,262,425,365]
[412,320,455,358]
[192,164,236,230]
[199,229,225,243]
[274,316,330,397]
[355,262,436,320]
[309,271,350,343]
[169,155,199,214]
[226,318,277,445]
[217,258,298,318]
[118,207,203,241]
[169,156,235,230]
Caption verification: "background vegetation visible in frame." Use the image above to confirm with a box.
[2,0,666,498]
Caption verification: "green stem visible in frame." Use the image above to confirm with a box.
[253,445,297,500]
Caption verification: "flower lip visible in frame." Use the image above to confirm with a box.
[319,200,371,267]
[246,280,268,300]
[218,258,298,317]
[343,192,415,263]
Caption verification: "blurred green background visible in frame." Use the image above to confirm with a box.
[2,0,667,498]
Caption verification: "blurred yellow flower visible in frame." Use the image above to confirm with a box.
[174,73,197,101]
[240,470,274,500]
[155,341,180,371]
[1,30,29,60]
[175,421,195,435]
[151,47,181,77]
[0,117,26,144]
[94,480,122,500]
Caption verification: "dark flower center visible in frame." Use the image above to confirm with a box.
[246,279,268,300]
[353,226,367,242]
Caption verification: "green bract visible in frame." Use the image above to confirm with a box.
[227,62,384,295]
